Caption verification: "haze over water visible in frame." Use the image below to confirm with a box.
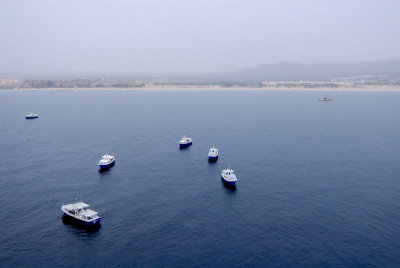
[0,90,399,266]
[1,1,400,74]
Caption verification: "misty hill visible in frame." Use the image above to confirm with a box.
[224,60,400,82]
[134,59,400,85]
[4,60,400,86]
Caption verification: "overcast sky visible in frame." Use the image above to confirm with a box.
[1,0,399,74]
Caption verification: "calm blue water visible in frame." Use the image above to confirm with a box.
[0,90,400,267]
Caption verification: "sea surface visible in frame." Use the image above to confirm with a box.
[0,90,399,267]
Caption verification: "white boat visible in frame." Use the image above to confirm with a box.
[98,154,115,170]
[61,202,101,226]
[221,167,237,188]
[26,112,39,119]
[179,135,192,148]
[319,96,332,101]
[208,146,218,161]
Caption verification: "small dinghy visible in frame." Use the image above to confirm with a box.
[26,112,39,119]
[98,154,115,170]
[208,146,218,161]
[221,167,237,188]
[179,135,192,148]
[319,96,332,101]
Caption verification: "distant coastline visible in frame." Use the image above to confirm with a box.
[4,85,400,92]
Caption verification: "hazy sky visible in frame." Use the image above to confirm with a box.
[1,0,399,74]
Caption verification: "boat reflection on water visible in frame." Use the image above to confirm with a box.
[62,214,101,232]
[221,180,237,192]
[98,166,113,174]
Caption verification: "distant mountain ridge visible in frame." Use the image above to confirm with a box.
[2,60,400,84]
[227,60,400,82]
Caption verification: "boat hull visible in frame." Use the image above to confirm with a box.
[63,213,101,227]
[26,116,39,119]
[99,160,115,170]
[180,142,192,148]
[221,177,236,188]
[208,155,218,162]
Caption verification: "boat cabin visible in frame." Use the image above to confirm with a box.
[63,202,90,213]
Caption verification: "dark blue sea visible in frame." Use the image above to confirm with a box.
[1,90,400,267]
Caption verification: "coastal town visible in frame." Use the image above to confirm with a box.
[0,78,146,89]
[1,75,400,90]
